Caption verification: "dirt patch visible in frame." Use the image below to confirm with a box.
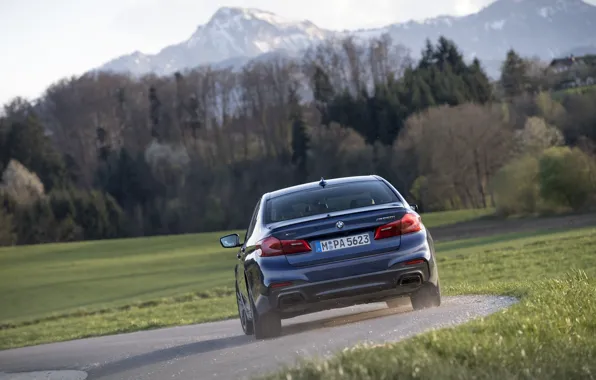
[428,212,596,242]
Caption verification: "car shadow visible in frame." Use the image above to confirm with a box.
[87,301,413,378]
[87,334,254,378]
[280,301,413,337]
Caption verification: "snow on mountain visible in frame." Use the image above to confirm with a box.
[96,0,596,79]
[99,7,330,76]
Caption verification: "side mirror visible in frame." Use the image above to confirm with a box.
[410,204,419,213]
[220,233,240,248]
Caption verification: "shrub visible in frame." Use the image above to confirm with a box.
[14,198,56,244]
[491,155,541,216]
[538,146,596,210]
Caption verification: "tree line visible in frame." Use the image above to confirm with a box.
[1,35,595,246]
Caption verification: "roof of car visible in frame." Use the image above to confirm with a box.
[263,175,383,200]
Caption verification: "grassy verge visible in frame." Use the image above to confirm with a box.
[0,290,237,349]
[259,226,596,380]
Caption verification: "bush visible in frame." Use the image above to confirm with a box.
[538,146,596,210]
[69,190,127,240]
[491,155,541,216]
[14,198,56,244]
[2,188,127,246]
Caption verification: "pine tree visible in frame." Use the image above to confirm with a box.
[419,39,435,70]
[434,37,467,75]
[466,58,493,104]
[500,49,529,98]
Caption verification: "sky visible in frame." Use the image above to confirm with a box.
[0,0,594,106]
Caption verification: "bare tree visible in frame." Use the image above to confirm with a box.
[400,103,515,209]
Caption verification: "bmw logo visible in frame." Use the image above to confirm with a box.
[336,221,344,229]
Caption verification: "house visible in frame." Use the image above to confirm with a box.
[549,55,586,73]
[549,54,596,89]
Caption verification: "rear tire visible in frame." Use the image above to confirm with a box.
[253,310,282,339]
[236,286,253,335]
[248,287,282,339]
[410,282,441,310]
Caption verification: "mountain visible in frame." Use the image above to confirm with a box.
[97,0,596,79]
[99,7,329,76]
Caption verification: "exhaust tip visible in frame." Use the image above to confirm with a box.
[399,274,422,287]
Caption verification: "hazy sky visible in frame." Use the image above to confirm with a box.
[0,0,593,106]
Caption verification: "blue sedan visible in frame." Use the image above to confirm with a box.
[219,175,441,339]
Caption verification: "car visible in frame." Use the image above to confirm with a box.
[219,175,441,339]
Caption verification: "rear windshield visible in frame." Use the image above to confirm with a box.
[264,180,401,223]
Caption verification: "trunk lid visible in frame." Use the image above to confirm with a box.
[268,205,408,267]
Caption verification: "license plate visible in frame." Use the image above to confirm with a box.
[314,233,371,253]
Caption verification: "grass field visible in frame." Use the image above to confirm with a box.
[260,226,596,380]
[0,208,493,350]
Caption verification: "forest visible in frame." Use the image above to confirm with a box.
[1,35,595,246]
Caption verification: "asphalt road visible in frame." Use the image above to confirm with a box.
[0,295,516,380]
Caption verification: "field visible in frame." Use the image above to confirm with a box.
[1,209,595,377]
[0,208,493,350]
[261,225,596,380]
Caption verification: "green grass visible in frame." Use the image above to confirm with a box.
[0,208,494,350]
[418,207,494,228]
[0,231,242,323]
[259,226,596,380]
[552,84,596,100]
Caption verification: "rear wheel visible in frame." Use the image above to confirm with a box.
[236,286,253,335]
[248,287,281,339]
[410,282,441,310]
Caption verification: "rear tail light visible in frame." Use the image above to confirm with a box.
[374,213,422,240]
[259,237,312,257]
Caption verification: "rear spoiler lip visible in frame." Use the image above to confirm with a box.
[265,203,406,231]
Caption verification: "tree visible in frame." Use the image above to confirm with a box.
[312,65,335,126]
[418,39,435,70]
[466,58,493,104]
[500,49,529,98]
[515,116,564,156]
[2,117,68,191]
[0,160,46,205]
[0,207,15,246]
[289,87,310,183]
[401,103,514,210]
[149,86,161,140]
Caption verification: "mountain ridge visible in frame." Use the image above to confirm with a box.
[96,0,596,79]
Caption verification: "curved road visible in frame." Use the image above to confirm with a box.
[0,295,516,380]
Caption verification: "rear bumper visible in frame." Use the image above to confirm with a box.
[257,260,433,318]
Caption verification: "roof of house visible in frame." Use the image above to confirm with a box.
[549,54,596,67]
